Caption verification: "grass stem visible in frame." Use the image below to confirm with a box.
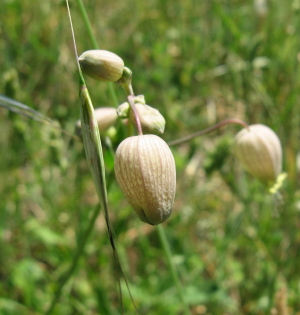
[75,0,119,108]
[168,118,249,146]
[156,224,191,315]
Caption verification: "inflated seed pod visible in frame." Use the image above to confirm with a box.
[114,135,176,225]
[76,107,118,135]
[234,124,282,185]
[78,50,124,82]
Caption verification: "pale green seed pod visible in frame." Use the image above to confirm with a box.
[234,124,282,185]
[130,103,166,134]
[114,135,176,225]
[78,50,124,82]
[76,107,118,135]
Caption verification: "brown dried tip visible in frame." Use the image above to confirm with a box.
[114,135,176,225]
[234,124,282,185]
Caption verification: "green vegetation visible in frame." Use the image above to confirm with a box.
[1,0,300,314]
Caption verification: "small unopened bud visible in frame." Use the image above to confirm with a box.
[130,103,166,134]
[116,102,130,119]
[76,107,118,135]
[114,135,176,225]
[133,95,146,105]
[78,50,124,82]
[234,124,282,185]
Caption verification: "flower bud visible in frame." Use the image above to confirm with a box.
[116,102,130,119]
[76,107,118,135]
[78,50,124,82]
[130,103,166,134]
[133,95,146,105]
[114,135,176,225]
[234,124,282,185]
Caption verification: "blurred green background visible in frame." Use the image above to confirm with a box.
[1,0,300,314]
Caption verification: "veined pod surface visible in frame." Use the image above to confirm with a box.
[234,124,282,185]
[78,50,124,82]
[115,135,176,225]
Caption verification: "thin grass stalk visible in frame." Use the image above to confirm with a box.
[0,94,80,141]
[156,224,191,315]
[70,1,139,313]
[168,118,249,146]
[45,2,124,313]
[74,0,119,107]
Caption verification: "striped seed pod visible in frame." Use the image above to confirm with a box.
[114,135,176,225]
[234,124,282,185]
[78,50,124,82]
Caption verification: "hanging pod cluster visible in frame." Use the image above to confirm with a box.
[79,49,176,225]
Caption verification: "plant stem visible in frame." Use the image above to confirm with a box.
[74,0,98,49]
[156,224,191,315]
[168,118,250,146]
[75,0,119,108]
[45,204,101,315]
[127,95,143,135]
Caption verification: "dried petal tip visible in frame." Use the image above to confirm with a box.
[78,50,124,82]
[234,124,282,185]
[114,135,176,225]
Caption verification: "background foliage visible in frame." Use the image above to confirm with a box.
[1,0,300,314]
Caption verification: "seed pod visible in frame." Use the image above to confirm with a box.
[114,135,176,225]
[76,107,118,135]
[234,124,282,185]
[130,103,166,134]
[78,50,124,82]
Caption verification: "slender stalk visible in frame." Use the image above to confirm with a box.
[75,0,119,108]
[168,118,250,146]
[47,2,122,314]
[45,204,101,315]
[74,0,98,49]
[127,95,143,135]
[156,224,191,315]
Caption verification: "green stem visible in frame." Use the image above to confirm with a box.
[75,0,119,108]
[168,118,249,146]
[74,0,99,49]
[156,225,191,315]
[127,95,143,135]
[45,204,101,315]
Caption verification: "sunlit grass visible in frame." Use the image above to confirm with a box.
[1,0,300,314]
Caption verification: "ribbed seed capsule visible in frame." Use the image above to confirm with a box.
[78,50,124,82]
[234,124,282,185]
[114,135,176,225]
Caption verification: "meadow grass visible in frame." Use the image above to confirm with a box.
[1,0,300,314]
